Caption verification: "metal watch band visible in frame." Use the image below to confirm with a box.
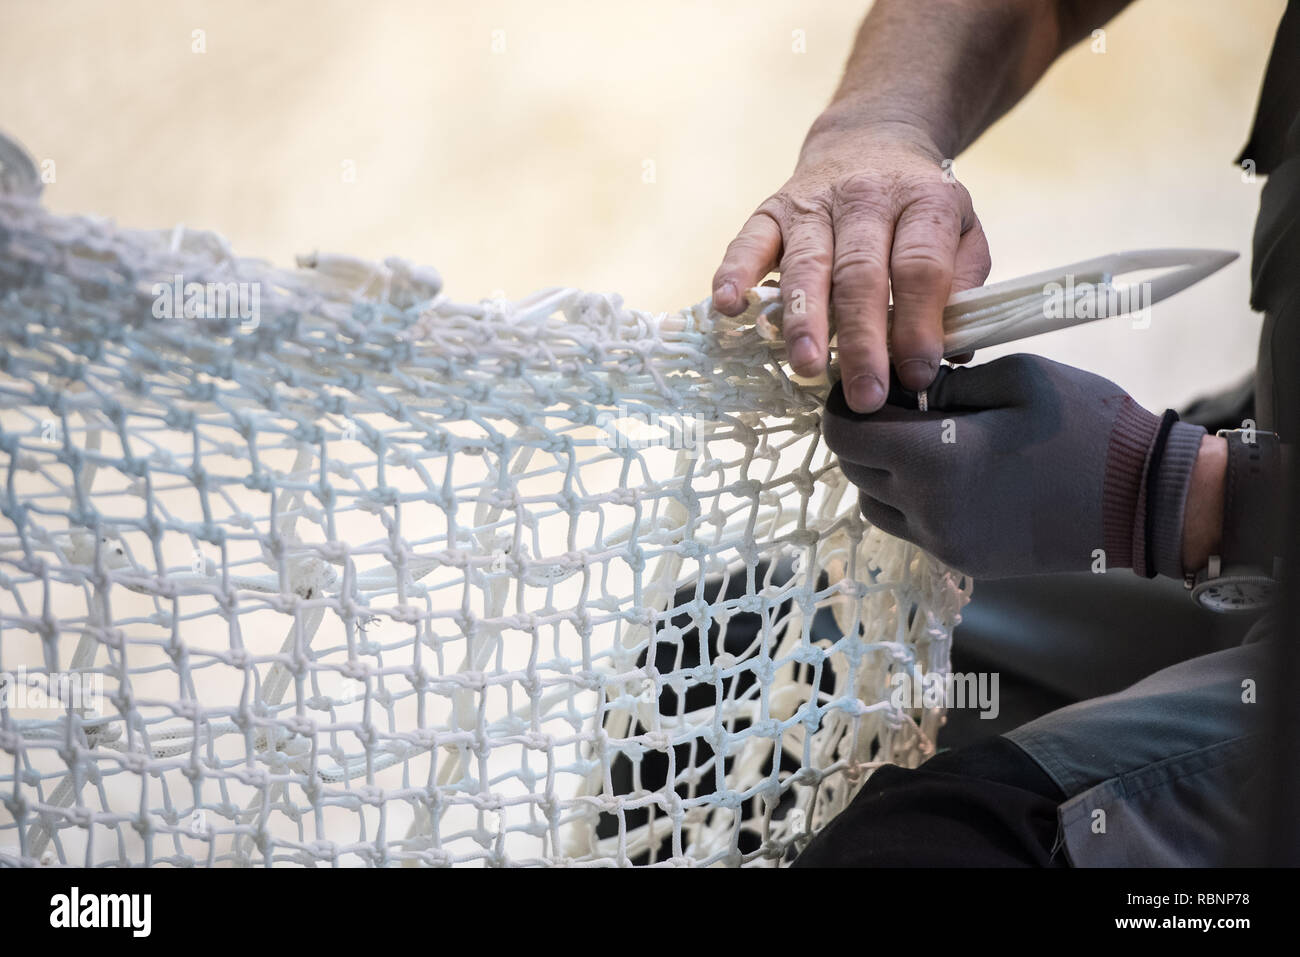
[1218,428,1282,571]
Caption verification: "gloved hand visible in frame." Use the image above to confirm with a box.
[821,354,1207,579]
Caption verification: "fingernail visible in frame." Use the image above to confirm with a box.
[847,373,886,412]
[790,335,819,371]
[715,281,737,307]
[897,357,939,390]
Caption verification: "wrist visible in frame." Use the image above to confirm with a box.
[1181,434,1227,572]
[802,107,948,161]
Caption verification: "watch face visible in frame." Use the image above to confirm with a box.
[1191,577,1274,613]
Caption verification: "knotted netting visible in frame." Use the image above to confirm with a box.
[0,133,979,867]
[3,141,1239,877]
[0,126,1234,867]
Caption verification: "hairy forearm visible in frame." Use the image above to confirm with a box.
[814,0,1134,157]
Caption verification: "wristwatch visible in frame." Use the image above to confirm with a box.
[1186,426,1282,613]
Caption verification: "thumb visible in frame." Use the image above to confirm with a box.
[821,380,926,462]
[926,354,1050,411]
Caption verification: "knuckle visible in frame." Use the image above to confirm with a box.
[831,174,894,219]
[721,232,766,263]
[756,193,792,221]
[782,317,813,338]
[890,250,953,290]
[831,296,886,337]
[857,493,894,527]
[830,247,889,290]
[759,191,830,225]
[835,325,886,363]
[780,242,832,274]
[712,255,739,281]
[903,185,963,229]
[967,240,993,281]
[891,334,942,361]
[754,196,796,233]
[1001,354,1044,377]
[856,492,886,525]
[781,295,823,324]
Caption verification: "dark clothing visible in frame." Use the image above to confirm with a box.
[1247,0,1300,441]
[795,625,1272,867]
[791,736,1066,867]
[1237,0,1300,178]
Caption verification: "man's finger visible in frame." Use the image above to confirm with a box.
[889,190,961,390]
[942,209,992,366]
[829,186,893,412]
[712,213,782,316]
[776,214,834,377]
[857,493,911,543]
[951,212,992,295]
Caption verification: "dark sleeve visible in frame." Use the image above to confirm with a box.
[792,735,1067,868]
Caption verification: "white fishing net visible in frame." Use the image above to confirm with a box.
[0,137,977,867]
[2,130,1216,867]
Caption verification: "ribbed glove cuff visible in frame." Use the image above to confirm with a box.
[1101,402,1206,576]
[1141,421,1206,578]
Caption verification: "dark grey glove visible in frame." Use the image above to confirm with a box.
[822,354,1207,579]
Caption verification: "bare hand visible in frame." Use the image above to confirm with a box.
[711,119,991,412]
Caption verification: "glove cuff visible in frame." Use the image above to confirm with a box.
[1101,399,1161,569]
[1140,421,1207,578]
[1101,400,1206,577]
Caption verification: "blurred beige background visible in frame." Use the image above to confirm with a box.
[0,0,1286,410]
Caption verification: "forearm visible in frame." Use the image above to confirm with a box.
[814,0,1134,157]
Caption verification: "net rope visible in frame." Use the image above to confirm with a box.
[0,193,975,866]
[0,130,1229,867]
[0,140,981,866]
